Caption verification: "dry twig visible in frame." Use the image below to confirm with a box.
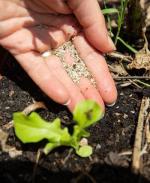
[145,113,150,143]
[32,149,43,183]
[113,76,150,80]
[0,129,22,158]
[131,97,150,173]
[106,51,133,62]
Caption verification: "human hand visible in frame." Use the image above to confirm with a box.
[0,0,117,112]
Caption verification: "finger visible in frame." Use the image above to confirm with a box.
[0,1,29,21]
[41,0,71,14]
[33,14,80,38]
[73,35,117,105]
[0,15,79,44]
[15,51,70,105]
[68,0,116,52]
[0,28,50,54]
[45,55,85,111]
[0,17,36,38]
[78,78,105,112]
[0,27,70,54]
[22,0,55,14]
[32,26,67,49]
[24,0,71,14]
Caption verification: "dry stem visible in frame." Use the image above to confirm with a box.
[131,97,150,173]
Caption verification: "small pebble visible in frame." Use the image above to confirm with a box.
[95,144,101,150]
[123,114,128,119]
[79,138,88,146]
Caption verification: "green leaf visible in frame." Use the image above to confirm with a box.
[117,37,138,53]
[13,112,71,143]
[76,145,93,157]
[102,8,119,15]
[73,100,103,128]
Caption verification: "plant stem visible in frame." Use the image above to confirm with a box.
[117,37,138,53]
[115,0,128,45]
[103,0,113,36]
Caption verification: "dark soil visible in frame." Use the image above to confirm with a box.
[0,47,150,183]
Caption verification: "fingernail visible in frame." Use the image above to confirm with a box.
[63,99,71,106]
[108,36,116,51]
[106,101,116,107]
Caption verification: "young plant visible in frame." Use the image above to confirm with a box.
[102,0,137,53]
[13,100,104,157]
[114,0,128,45]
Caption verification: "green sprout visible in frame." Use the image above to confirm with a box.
[102,0,137,53]
[13,100,104,158]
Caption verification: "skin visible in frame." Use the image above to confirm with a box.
[0,0,117,112]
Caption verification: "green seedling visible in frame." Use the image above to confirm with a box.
[117,37,137,53]
[13,100,103,157]
[114,0,128,45]
[102,8,119,15]
[102,0,137,53]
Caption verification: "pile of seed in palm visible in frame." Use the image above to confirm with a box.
[50,40,96,86]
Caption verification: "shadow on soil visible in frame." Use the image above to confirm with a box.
[0,159,149,183]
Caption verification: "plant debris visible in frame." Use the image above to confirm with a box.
[131,97,150,173]
[0,128,22,158]
[127,34,150,71]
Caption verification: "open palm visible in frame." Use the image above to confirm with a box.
[0,0,117,111]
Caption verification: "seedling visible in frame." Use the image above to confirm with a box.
[102,0,137,53]
[13,100,103,157]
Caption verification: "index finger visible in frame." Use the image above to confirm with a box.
[68,0,116,52]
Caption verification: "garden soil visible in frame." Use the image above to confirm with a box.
[0,46,150,183]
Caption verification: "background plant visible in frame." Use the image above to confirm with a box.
[102,0,137,53]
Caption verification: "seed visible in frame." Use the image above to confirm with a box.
[51,41,96,86]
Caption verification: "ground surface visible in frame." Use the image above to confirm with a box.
[0,1,150,181]
[0,47,150,183]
